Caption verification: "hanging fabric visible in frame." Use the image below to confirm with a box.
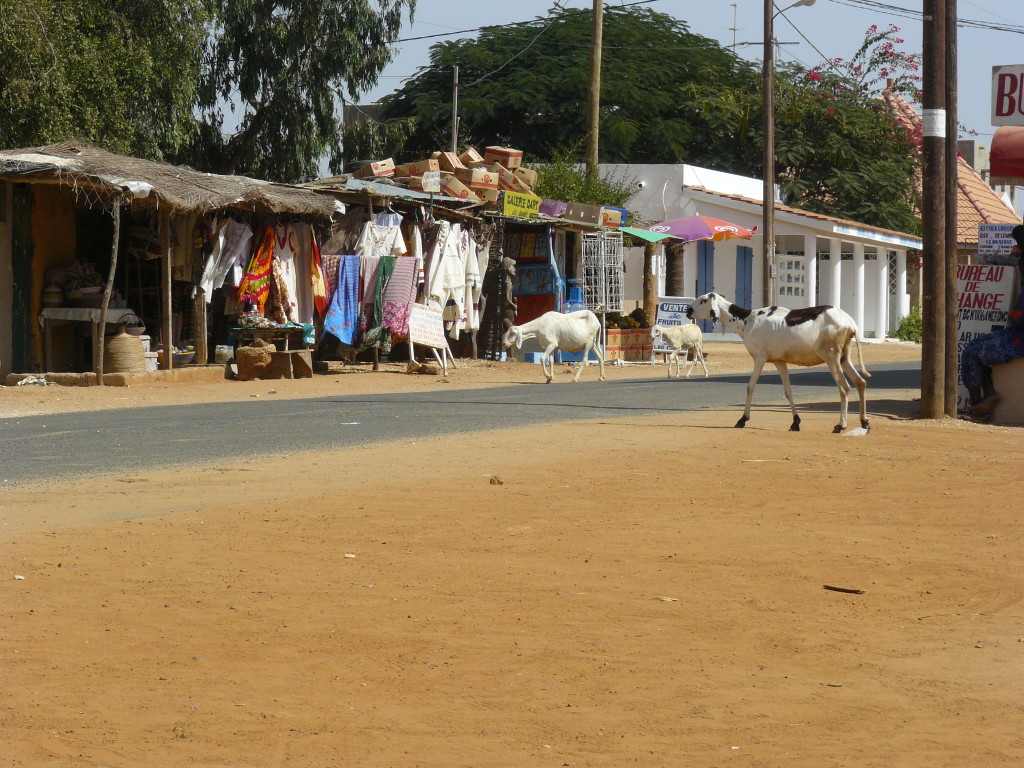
[310,229,328,317]
[360,256,397,352]
[322,255,361,345]
[381,257,419,337]
[237,226,275,312]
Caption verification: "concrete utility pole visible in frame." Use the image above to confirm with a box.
[920,0,947,418]
[451,66,460,153]
[585,0,603,174]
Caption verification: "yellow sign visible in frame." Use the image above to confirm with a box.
[502,191,542,219]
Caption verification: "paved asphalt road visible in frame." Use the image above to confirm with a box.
[0,362,920,486]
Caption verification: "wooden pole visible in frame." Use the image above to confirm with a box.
[920,0,947,418]
[585,0,603,174]
[762,0,776,306]
[95,201,122,385]
[161,209,174,370]
[943,0,959,417]
[643,240,659,325]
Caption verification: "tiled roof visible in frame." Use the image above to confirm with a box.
[685,186,921,245]
[879,89,1019,246]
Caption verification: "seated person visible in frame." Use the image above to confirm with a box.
[960,224,1024,417]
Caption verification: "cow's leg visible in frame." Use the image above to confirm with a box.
[593,334,606,381]
[572,344,587,382]
[543,344,556,383]
[695,343,709,378]
[737,358,766,428]
[824,356,851,432]
[841,354,869,430]
[774,362,801,431]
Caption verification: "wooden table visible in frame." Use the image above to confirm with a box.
[38,307,137,373]
[230,325,312,356]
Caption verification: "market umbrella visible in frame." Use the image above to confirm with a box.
[640,214,757,243]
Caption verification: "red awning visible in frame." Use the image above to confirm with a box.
[990,126,1024,179]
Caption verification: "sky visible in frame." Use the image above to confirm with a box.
[362,0,1023,144]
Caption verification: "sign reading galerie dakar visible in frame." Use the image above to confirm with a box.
[502,191,541,219]
[992,64,1024,126]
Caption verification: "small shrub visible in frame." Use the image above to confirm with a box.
[892,305,923,343]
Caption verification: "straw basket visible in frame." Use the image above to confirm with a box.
[103,330,147,374]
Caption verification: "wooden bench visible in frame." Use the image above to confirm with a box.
[992,358,1024,426]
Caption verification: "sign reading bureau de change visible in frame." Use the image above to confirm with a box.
[503,191,542,219]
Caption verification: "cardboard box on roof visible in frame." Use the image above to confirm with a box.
[487,162,532,194]
[439,172,480,202]
[394,159,439,177]
[434,151,467,173]
[484,146,523,169]
[514,166,538,189]
[459,146,486,167]
[352,158,396,179]
[562,201,603,226]
[600,206,628,228]
[477,187,501,205]
[455,167,499,190]
[539,198,568,217]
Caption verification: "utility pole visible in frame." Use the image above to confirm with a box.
[920,0,947,418]
[762,0,776,306]
[730,3,740,51]
[451,65,460,153]
[585,0,603,174]
[943,0,959,417]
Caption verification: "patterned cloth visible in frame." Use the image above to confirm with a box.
[382,257,419,336]
[310,233,328,317]
[237,227,275,312]
[360,256,396,352]
[322,254,341,304]
[322,255,361,346]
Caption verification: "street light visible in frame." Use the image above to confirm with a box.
[763,0,816,306]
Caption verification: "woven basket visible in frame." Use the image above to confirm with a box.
[103,330,147,374]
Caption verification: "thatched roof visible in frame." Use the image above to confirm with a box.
[0,140,340,218]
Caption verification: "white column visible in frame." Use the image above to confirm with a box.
[853,242,866,334]
[804,234,817,306]
[896,249,910,320]
[830,238,842,309]
[875,249,889,338]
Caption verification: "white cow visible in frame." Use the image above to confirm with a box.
[686,292,870,432]
[503,310,606,383]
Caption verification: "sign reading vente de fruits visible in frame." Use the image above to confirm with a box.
[992,65,1024,126]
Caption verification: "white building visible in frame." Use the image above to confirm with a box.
[603,164,923,340]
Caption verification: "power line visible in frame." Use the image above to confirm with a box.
[394,0,661,44]
[827,0,1024,33]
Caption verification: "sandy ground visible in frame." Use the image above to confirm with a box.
[2,342,1023,767]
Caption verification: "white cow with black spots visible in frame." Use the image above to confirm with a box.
[686,292,870,433]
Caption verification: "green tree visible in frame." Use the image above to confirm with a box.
[0,0,209,159]
[531,142,635,208]
[379,5,754,164]
[187,0,416,181]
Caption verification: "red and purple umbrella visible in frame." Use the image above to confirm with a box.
[645,214,757,243]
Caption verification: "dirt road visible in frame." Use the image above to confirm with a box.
[2,342,1022,767]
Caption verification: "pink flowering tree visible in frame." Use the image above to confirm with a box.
[809,24,922,101]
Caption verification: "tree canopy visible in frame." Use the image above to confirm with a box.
[380,5,754,164]
[0,0,209,160]
[380,6,921,233]
[0,0,416,182]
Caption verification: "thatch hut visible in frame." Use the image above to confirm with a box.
[0,141,339,380]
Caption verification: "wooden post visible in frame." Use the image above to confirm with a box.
[943,0,959,417]
[643,240,659,325]
[920,0,947,418]
[96,201,122,385]
[585,0,603,174]
[161,209,174,370]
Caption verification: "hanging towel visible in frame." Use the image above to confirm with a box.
[322,254,341,304]
[382,257,419,336]
[360,256,396,351]
[322,255,361,346]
